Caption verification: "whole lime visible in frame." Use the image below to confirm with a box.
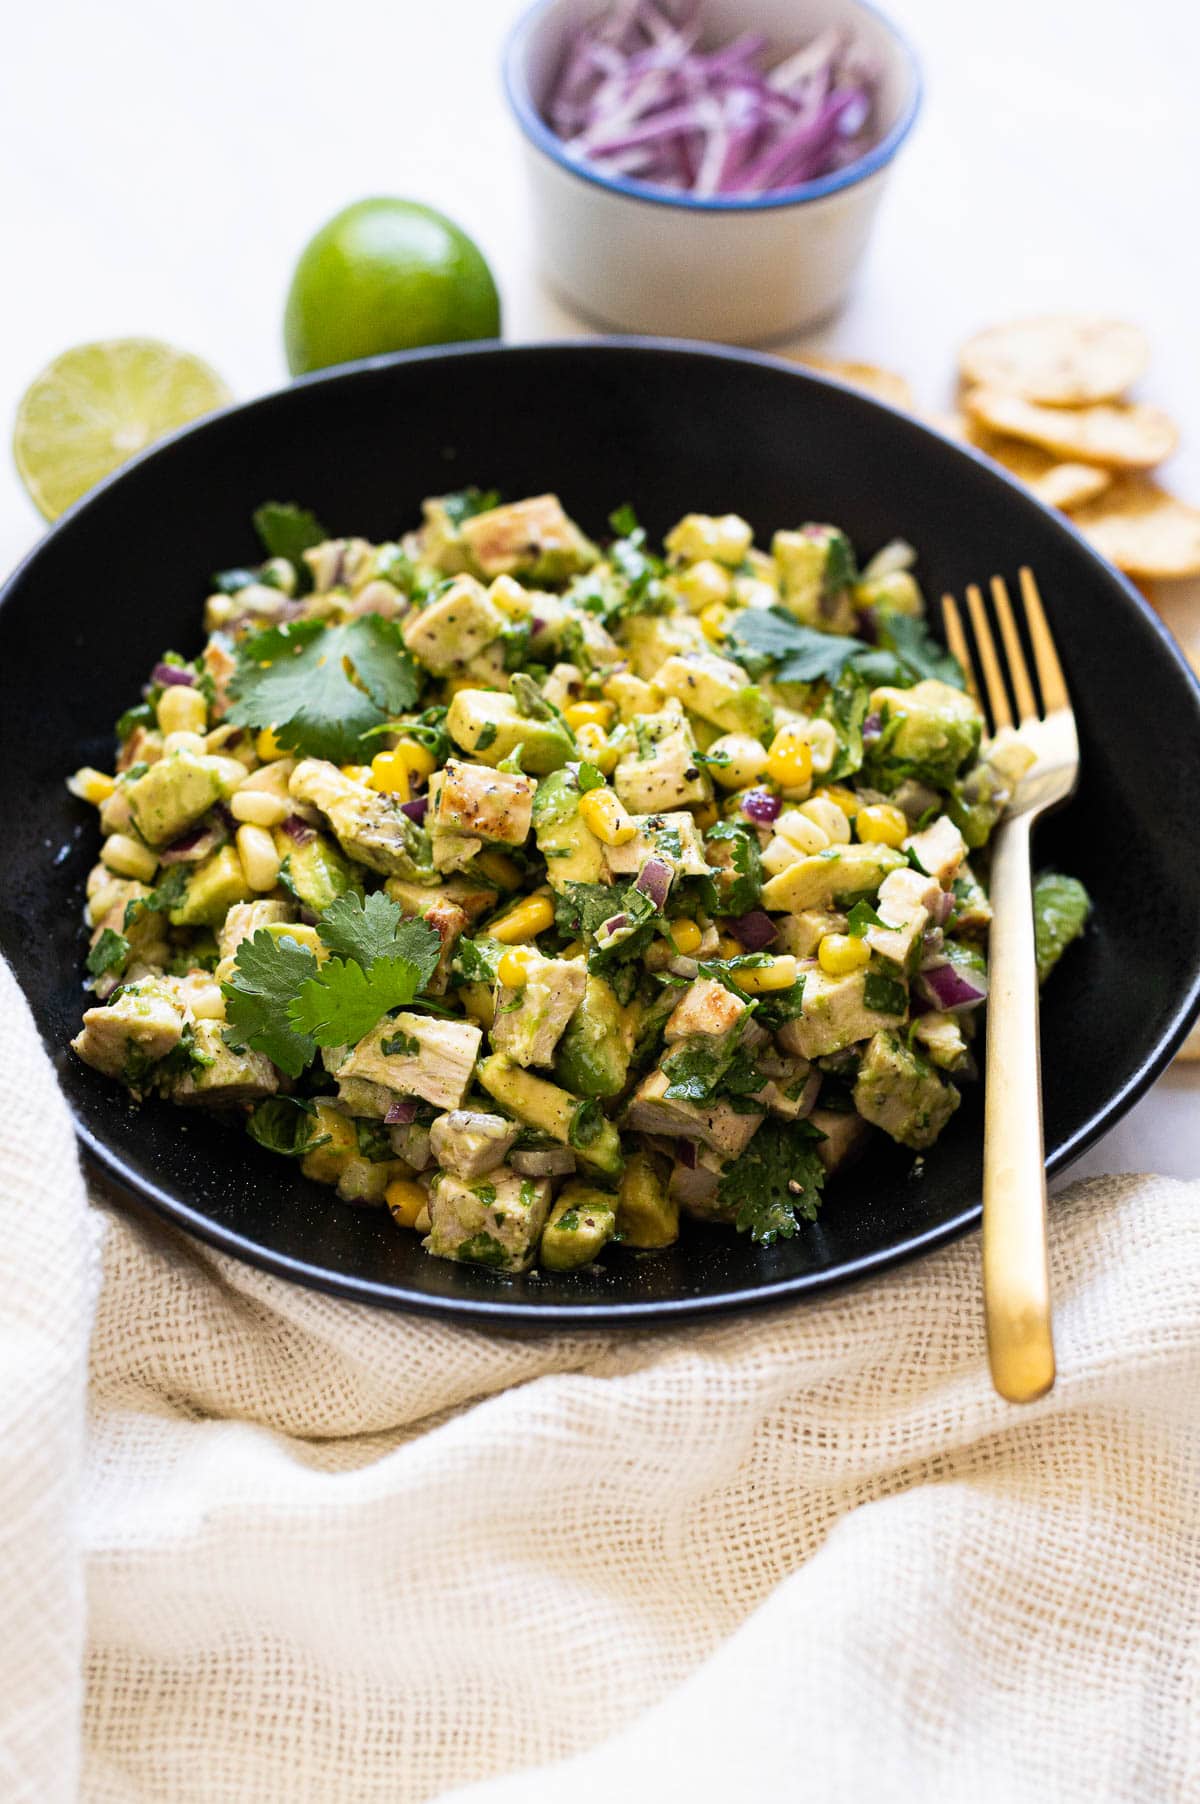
[283,198,501,376]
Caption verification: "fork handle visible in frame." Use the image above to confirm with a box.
[981,814,1056,1403]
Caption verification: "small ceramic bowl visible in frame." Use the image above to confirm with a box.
[504,0,922,343]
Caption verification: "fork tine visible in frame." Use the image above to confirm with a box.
[965,583,1013,732]
[1018,568,1070,713]
[941,593,981,709]
[990,576,1038,723]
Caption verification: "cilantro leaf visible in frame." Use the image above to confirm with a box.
[576,761,605,792]
[115,700,155,741]
[699,819,762,917]
[453,936,504,984]
[317,890,441,987]
[123,864,190,929]
[820,669,871,782]
[87,928,129,977]
[252,501,328,569]
[863,971,908,1015]
[222,930,319,1077]
[876,611,966,689]
[847,899,885,937]
[246,1096,330,1158]
[226,614,422,762]
[288,954,425,1046]
[441,487,500,527]
[725,607,867,684]
[717,1118,827,1244]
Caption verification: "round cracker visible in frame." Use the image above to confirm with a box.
[963,387,1177,470]
[959,316,1149,404]
[797,355,915,412]
[980,437,1113,511]
[1066,479,1200,579]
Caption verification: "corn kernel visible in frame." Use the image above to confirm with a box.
[340,764,373,784]
[818,933,872,976]
[799,796,852,845]
[385,1178,428,1230]
[395,737,437,779]
[736,955,799,993]
[775,809,829,855]
[676,559,733,612]
[708,733,768,790]
[817,784,861,818]
[443,675,476,698]
[230,789,288,827]
[564,700,614,730]
[804,718,840,775]
[560,940,586,960]
[236,824,282,892]
[475,849,523,890]
[369,750,411,800]
[459,981,495,1028]
[578,787,637,847]
[670,919,703,955]
[490,892,556,943]
[67,767,116,807]
[161,730,207,756]
[498,947,538,987]
[602,672,659,719]
[156,684,207,736]
[574,721,619,774]
[101,833,158,883]
[256,727,287,761]
[691,800,719,830]
[856,802,909,848]
[765,725,814,790]
[699,602,730,643]
[761,835,803,876]
[488,575,529,618]
[238,760,296,799]
[715,934,743,960]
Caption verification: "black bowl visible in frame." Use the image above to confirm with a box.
[2,340,1198,1323]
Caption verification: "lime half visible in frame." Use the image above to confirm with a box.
[13,338,232,520]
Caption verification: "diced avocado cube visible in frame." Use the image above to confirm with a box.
[616,1148,679,1248]
[419,496,478,575]
[613,713,711,814]
[540,1181,617,1271]
[865,679,983,789]
[71,980,185,1083]
[425,1166,553,1272]
[280,831,361,913]
[169,1017,279,1104]
[532,769,607,888]
[336,1014,482,1113]
[458,494,598,584]
[476,1055,623,1177]
[169,845,254,927]
[656,651,773,740]
[553,974,631,1098]
[853,1030,960,1150]
[491,955,587,1069]
[602,810,710,881]
[335,1157,412,1205]
[300,1102,360,1186]
[777,965,905,1060]
[126,750,223,846]
[772,525,857,632]
[446,688,574,775]
[430,760,535,848]
[664,512,753,568]
[402,575,506,676]
[948,861,992,938]
[289,760,430,880]
[760,843,904,914]
[911,1010,970,1071]
[854,570,924,617]
[622,612,707,680]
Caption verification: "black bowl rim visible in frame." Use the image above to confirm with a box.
[4,336,1199,1325]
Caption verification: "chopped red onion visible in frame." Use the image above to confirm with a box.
[918,962,989,1013]
[635,856,672,909]
[281,814,316,845]
[153,662,195,688]
[400,796,428,823]
[511,1147,577,1177]
[545,4,877,200]
[598,912,628,939]
[729,908,777,951]
[159,820,224,864]
[741,788,781,825]
[929,888,954,927]
[863,712,883,743]
[384,1098,420,1125]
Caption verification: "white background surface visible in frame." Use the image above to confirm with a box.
[1,0,1196,1178]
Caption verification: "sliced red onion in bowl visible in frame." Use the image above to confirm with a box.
[635,857,672,909]
[741,787,781,825]
[511,1147,577,1177]
[729,908,777,951]
[384,1098,420,1125]
[918,961,989,1013]
[153,662,195,688]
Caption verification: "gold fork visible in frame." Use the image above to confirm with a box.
[941,569,1080,1404]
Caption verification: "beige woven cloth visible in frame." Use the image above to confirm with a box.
[2,957,1198,1804]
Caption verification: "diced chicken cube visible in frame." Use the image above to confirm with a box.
[169,1018,279,1105]
[853,1030,960,1151]
[904,814,967,886]
[664,977,747,1043]
[865,866,942,966]
[808,1107,872,1175]
[458,494,596,583]
[289,760,427,877]
[777,965,904,1061]
[217,899,296,961]
[72,982,186,1083]
[428,1111,520,1180]
[401,575,505,675]
[614,719,710,814]
[335,1013,482,1112]
[624,1069,763,1159]
[430,760,535,848]
[773,908,846,959]
[491,956,586,1068]
[424,1166,553,1272]
[668,1146,729,1221]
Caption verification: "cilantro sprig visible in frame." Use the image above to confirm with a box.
[226,614,422,763]
[717,1118,827,1245]
[222,893,442,1076]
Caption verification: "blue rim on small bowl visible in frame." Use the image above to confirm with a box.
[503,0,923,213]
